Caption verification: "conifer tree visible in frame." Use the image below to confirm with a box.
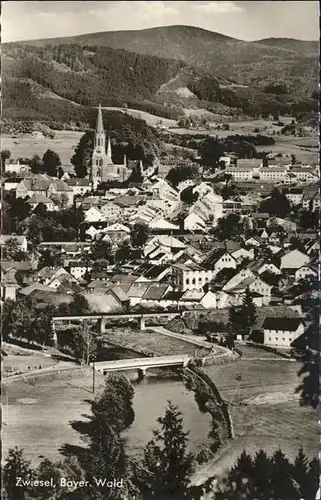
[137,401,194,499]
[271,448,298,499]
[229,287,257,336]
[293,447,309,498]
[2,447,34,500]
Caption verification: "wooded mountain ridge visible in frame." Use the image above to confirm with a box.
[2,25,318,126]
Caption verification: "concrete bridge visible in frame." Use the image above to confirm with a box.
[51,311,182,335]
[91,354,191,378]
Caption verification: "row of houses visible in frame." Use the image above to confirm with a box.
[225,164,318,183]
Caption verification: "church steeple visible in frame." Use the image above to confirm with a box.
[96,103,104,135]
[91,104,108,191]
[94,104,106,152]
[106,136,112,164]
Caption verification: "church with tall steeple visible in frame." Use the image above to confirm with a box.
[90,104,131,190]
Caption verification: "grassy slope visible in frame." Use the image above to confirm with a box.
[200,348,318,477]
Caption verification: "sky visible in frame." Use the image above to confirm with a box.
[1,1,319,43]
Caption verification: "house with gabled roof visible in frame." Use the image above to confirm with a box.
[36,266,70,286]
[0,267,20,301]
[305,239,319,256]
[202,249,239,277]
[127,281,152,306]
[85,284,129,312]
[171,262,213,292]
[66,178,91,197]
[302,191,320,212]
[294,265,318,282]
[280,249,310,270]
[141,284,172,306]
[184,212,207,232]
[245,236,264,248]
[84,206,105,223]
[231,247,254,262]
[263,317,305,347]
[27,194,57,211]
[219,266,256,292]
[149,218,180,232]
[16,174,74,206]
[248,259,282,276]
[144,235,186,256]
[18,282,58,298]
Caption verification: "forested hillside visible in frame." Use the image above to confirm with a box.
[2,29,318,128]
[9,25,318,96]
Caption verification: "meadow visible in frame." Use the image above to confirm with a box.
[198,347,318,480]
[100,327,210,357]
[1,130,83,166]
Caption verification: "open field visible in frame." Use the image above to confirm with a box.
[102,106,178,128]
[1,130,83,165]
[200,348,318,477]
[2,368,211,465]
[2,354,56,377]
[170,119,282,137]
[2,343,58,377]
[2,117,317,167]
[100,327,210,357]
[256,135,319,162]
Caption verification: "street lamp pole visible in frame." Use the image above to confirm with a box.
[92,353,96,394]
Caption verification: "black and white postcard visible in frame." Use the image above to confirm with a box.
[1,2,319,499]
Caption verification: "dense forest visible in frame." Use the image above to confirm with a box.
[2,43,318,127]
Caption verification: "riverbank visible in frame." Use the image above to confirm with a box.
[190,347,318,485]
[2,368,212,465]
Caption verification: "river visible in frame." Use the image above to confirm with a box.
[2,369,211,465]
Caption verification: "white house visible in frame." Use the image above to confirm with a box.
[5,159,30,174]
[222,268,255,291]
[284,188,303,206]
[144,235,186,256]
[193,182,213,198]
[294,265,318,282]
[84,207,105,223]
[69,262,92,280]
[259,167,287,182]
[27,194,57,211]
[204,249,239,275]
[172,262,214,292]
[231,247,254,262]
[302,191,320,212]
[177,179,196,192]
[0,235,28,253]
[263,317,305,347]
[256,262,282,276]
[184,213,207,231]
[190,191,223,225]
[149,218,179,232]
[280,249,310,270]
[100,202,122,221]
[66,179,91,197]
[225,166,253,181]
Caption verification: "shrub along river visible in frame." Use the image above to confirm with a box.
[2,344,212,464]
